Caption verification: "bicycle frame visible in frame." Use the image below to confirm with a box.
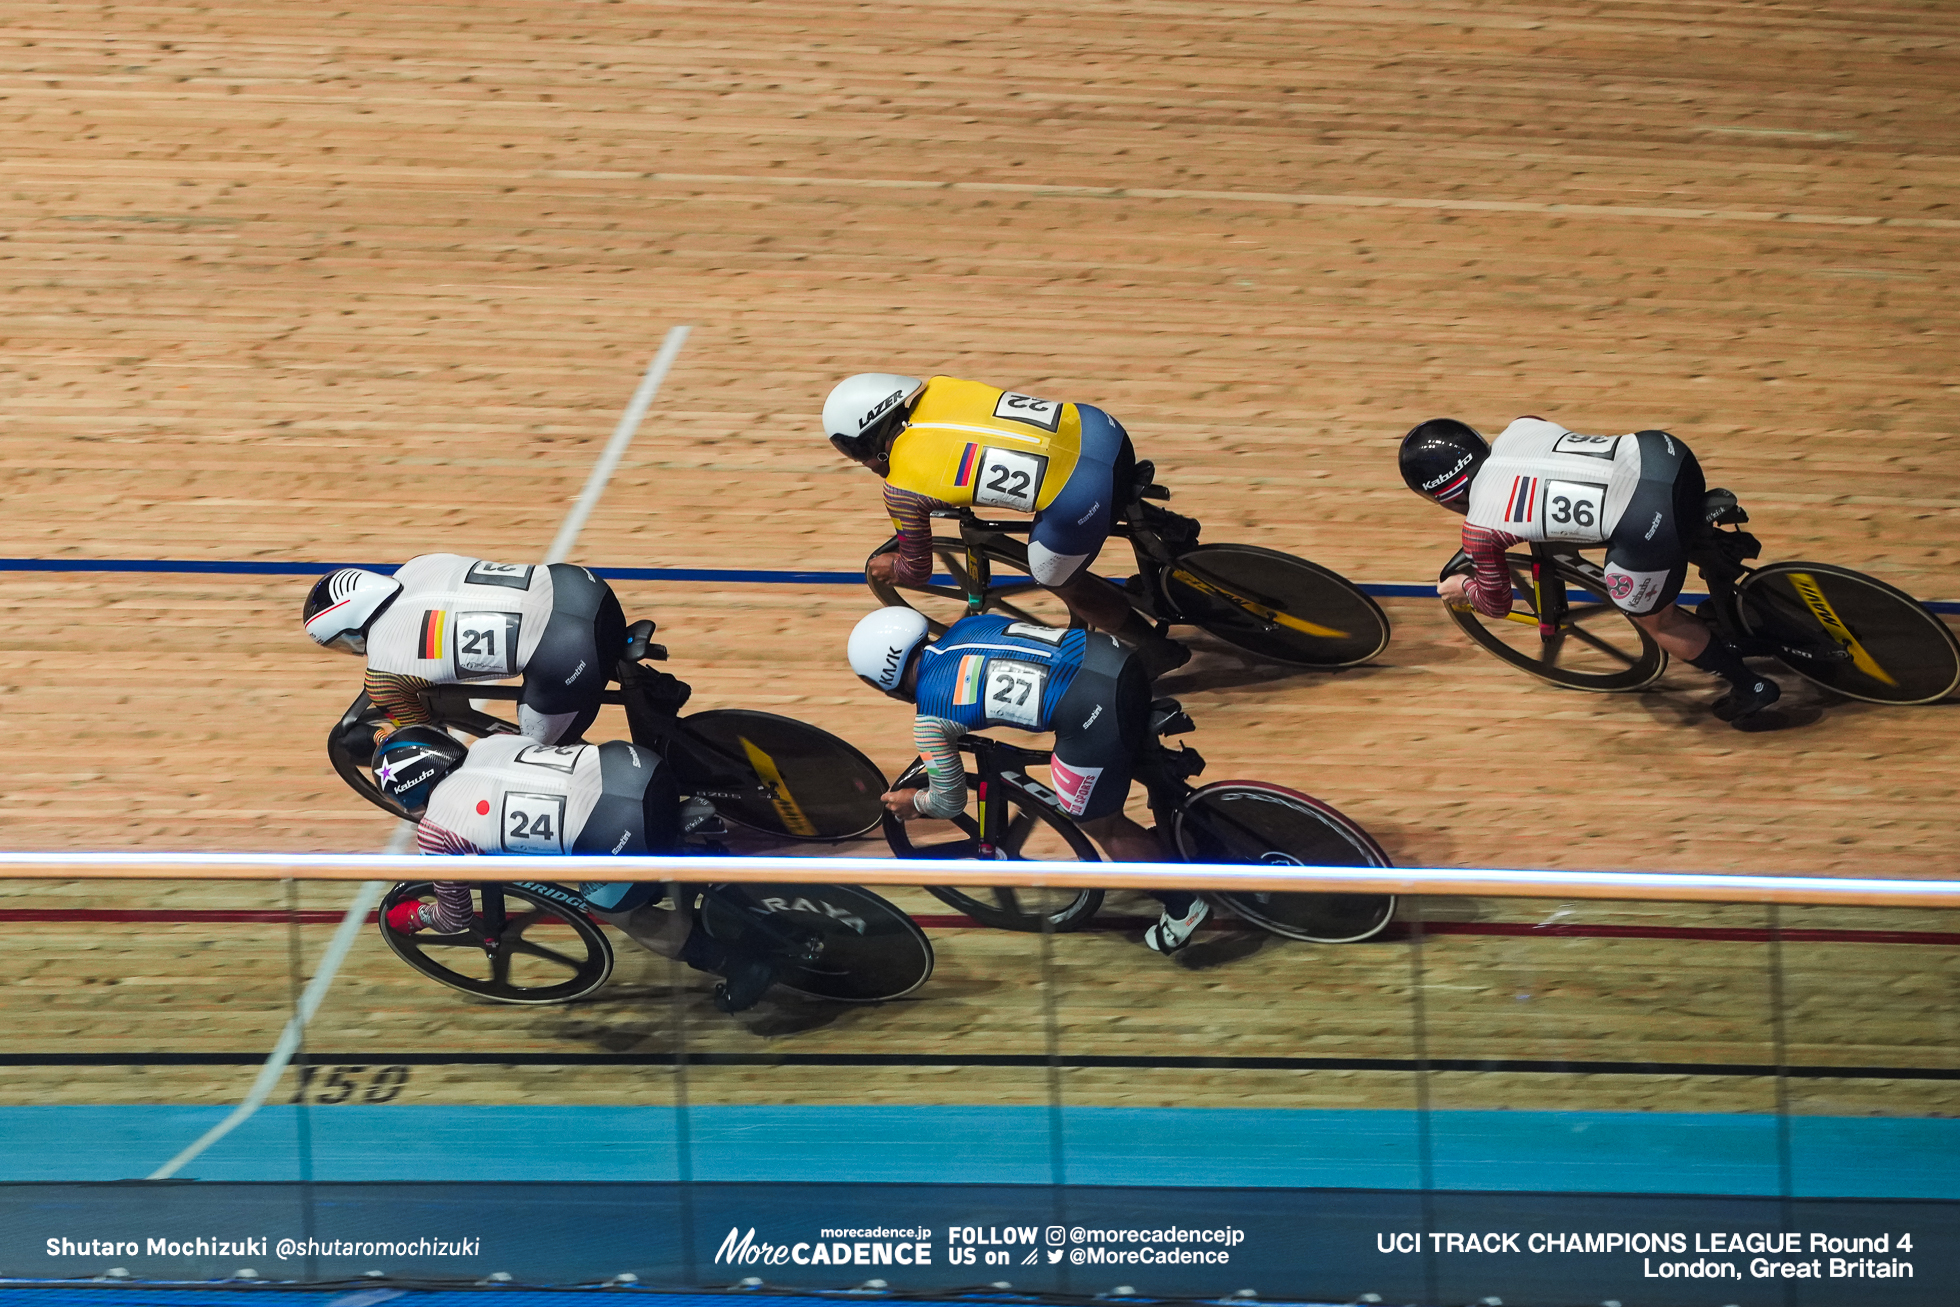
[953,728,1201,857]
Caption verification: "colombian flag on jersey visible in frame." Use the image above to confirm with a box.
[418,610,446,660]
[952,654,985,705]
[952,442,979,489]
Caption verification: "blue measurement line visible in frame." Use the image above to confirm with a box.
[0,559,1953,612]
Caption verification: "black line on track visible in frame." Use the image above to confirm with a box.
[6,1052,1957,1080]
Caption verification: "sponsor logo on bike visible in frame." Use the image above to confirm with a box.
[1260,851,1304,866]
[757,896,868,935]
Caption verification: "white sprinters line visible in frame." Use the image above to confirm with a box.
[545,325,691,566]
[149,331,691,1179]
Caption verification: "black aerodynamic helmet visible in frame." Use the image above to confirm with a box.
[1399,418,1489,512]
[372,726,468,819]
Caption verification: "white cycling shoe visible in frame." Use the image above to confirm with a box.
[1144,898,1210,955]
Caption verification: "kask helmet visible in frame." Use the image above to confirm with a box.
[372,726,468,819]
[1399,418,1489,512]
[848,607,932,698]
[824,373,924,462]
[304,568,403,654]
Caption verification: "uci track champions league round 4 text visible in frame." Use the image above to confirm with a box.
[1377,1227,1918,1282]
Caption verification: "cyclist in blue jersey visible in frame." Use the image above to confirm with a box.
[847,607,1209,955]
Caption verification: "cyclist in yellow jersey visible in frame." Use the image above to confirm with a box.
[824,373,1189,678]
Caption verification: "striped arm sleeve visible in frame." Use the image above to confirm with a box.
[416,820,484,857]
[364,668,435,742]
[882,483,949,586]
[1461,523,1527,618]
[911,715,970,819]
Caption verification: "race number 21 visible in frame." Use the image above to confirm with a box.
[455,611,521,675]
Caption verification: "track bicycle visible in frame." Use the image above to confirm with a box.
[330,623,933,1005]
[1439,489,1960,703]
[865,462,1390,669]
[880,698,1396,944]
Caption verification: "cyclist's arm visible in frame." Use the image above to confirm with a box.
[1460,523,1526,618]
[415,821,483,932]
[364,668,436,742]
[883,483,950,586]
[911,715,969,818]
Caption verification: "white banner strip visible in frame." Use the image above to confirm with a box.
[2,852,1955,908]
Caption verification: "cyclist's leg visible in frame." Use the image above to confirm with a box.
[519,567,627,743]
[1035,413,1186,674]
[1053,644,1202,948]
[1609,437,1776,718]
[388,880,474,934]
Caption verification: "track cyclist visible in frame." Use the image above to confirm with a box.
[370,726,778,1013]
[1400,416,1779,721]
[303,554,627,745]
[847,606,1209,955]
[825,372,1190,679]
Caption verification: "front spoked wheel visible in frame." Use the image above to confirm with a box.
[1173,782,1395,944]
[866,534,1076,635]
[1158,544,1390,667]
[679,709,888,840]
[379,881,614,1004]
[1443,551,1665,692]
[701,884,934,1002]
[1737,562,1960,705]
[882,757,1105,932]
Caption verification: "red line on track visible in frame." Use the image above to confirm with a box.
[4,909,1954,947]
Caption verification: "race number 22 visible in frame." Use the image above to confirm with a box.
[974,447,1048,513]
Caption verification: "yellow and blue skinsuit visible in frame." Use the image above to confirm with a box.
[881,376,1135,587]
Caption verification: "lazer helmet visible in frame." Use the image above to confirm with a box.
[847,607,932,698]
[1398,418,1490,512]
[303,568,403,654]
[371,726,468,819]
[824,373,925,462]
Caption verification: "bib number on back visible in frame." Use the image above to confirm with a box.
[986,659,1048,729]
[1552,433,1620,460]
[465,560,535,590]
[1003,621,1068,644]
[456,611,521,675]
[1544,480,1606,541]
[993,392,1063,432]
[515,744,584,773]
[501,792,567,853]
[974,447,1048,513]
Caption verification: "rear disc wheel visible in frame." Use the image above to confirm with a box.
[1159,544,1389,668]
[702,884,934,1002]
[1738,562,1960,705]
[680,709,888,840]
[1172,783,1395,944]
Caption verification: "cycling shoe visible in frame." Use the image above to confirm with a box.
[712,955,779,1014]
[1712,675,1782,723]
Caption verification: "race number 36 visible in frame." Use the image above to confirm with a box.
[985,659,1047,729]
[1543,480,1607,542]
[501,792,567,854]
[455,611,521,675]
[974,447,1047,513]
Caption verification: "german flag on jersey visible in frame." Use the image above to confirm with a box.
[951,654,986,705]
[418,609,446,660]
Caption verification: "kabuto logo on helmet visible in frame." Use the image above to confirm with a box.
[1422,453,1476,492]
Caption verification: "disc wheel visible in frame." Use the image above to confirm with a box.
[679,709,888,840]
[1443,550,1666,692]
[1737,562,1960,705]
[701,883,934,1002]
[1172,782,1395,944]
[867,533,1078,636]
[379,881,614,1005]
[883,756,1105,932]
[1159,544,1390,668]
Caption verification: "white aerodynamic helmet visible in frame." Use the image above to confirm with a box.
[824,373,924,461]
[303,568,404,654]
[848,607,933,697]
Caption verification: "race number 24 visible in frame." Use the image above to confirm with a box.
[501,792,567,853]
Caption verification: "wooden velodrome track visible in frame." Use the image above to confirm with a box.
[0,1,1955,1121]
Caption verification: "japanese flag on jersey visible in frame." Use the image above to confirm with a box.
[1463,418,1645,545]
